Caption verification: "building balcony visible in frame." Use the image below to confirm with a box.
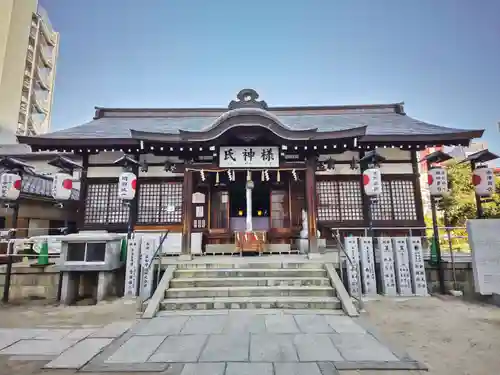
[35,68,51,91]
[39,48,53,69]
[31,96,48,115]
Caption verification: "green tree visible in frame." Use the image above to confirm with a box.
[442,161,500,226]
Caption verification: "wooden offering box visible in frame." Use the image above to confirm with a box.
[235,231,267,254]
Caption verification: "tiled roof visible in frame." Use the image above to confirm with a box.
[37,109,473,139]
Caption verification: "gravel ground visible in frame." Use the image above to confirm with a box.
[361,296,500,375]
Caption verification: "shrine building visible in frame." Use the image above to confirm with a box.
[17,89,484,256]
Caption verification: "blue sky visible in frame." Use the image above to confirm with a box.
[41,0,500,155]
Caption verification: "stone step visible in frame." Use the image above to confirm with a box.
[159,296,341,310]
[175,262,323,270]
[174,268,327,278]
[165,286,335,298]
[170,276,331,288]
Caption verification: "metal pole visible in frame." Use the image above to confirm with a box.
[3,202,19,303]
[471,161,484,219]
[444,212,458,290]
[430,195,446,294]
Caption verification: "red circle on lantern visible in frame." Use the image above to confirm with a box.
[427,175,433,185]
[363,174,370,186]
[131,179,137,190]
[13,179,21,190]
[472,174,481,186]
[62,179,73,190]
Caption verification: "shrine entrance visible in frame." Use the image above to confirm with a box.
[229,176,271,232]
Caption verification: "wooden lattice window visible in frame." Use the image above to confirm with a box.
[137,181,183,224]
[371,179,417,221]
[271,190,289,228]
[84,183,129,224]
[317,180,363,221]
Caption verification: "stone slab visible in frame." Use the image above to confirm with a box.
[44,338,112,369]
[275,362,324,375]
[0,337,23,351]
[33,329,71,340]
[324,316,367,334]
[223,313,266,334]
[65,328,97,340]
[148,335,207,363]
[293,314,334,333]
[317,362,341,375]
[225,362,273,375]
[181,315,227,335]
[0,339,79,356]
[105,335,166,364]
[180,363,226,375]
[264,314,300,333]
[199,334,249,362]
[250,334,298,362]
[91,321,135,338]
[332,360,427,370]
[81,362,171,373]
[329,333,399,362]
[157,310,229,317]
[293,334,344,361]
[134,317,189,336]
[8,355,56,361]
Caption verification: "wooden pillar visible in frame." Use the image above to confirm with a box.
[411,151,425,227]
[77,154,89,231]
[305,155,318,254]
[181,170,193,257]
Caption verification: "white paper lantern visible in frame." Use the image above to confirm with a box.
[363,168,382,196]
[0,173,22,201]
[51,173,73,201]
[427,167,448,196]
[472,167,495,197]
[118,172,137,200]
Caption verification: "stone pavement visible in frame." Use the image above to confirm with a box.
[0,310,426,374]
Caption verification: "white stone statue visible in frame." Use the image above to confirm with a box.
[300,209,308,239]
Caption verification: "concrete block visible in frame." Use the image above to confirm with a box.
[329,333,399,361]
[250,334,298,362]
[44,338,112,369]
[265,314,300,333]
[293,314,335,333]
[226,363,273,375]
[148,335,207,363]
[324,316,367,334]
[199,334,249,362]
[293,334,343,361]
[180,363,225,375]
[91,321,134,338]
[181,315,227,334]
[135,316,188,336]
[275,363,324,375]
[105,335,166,363]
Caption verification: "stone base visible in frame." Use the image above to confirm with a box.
[296,239,308,254]
[307,252,322,260]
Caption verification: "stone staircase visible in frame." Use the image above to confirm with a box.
[159,261,342,311]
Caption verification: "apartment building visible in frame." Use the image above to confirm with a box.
[0,0,59,140]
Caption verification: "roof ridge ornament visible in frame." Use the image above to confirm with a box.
[229,89,268,110]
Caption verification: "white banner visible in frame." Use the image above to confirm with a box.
[392,237,413,296]
[140,236,156,299]
[219,146,279,168]
[124,237,141,297]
